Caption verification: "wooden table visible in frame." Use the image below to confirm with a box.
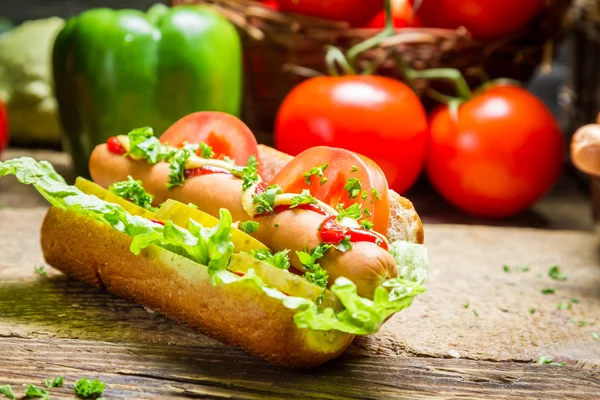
[1,149,600,399]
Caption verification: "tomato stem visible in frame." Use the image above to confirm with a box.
[346,0,395,66]
[404,67,473,101]
[325,46,356,76]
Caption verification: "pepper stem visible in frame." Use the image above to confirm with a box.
[347,0,395,66]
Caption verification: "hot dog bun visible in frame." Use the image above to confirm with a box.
[41,207,355,368]
[257,145,424,244]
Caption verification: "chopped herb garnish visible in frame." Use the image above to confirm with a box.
[23,384,49,399]
[274,223,279,228]
[571,298,580,304]
[541,288,555,295]
[290,189,318,208]
[198,142,215,159]
[463,303,470,309]
[336,203,362,221]
[296,243,331,288]
[344,178,362,199]
[529,308,536,314]
[34,265,47,277]
[166,143,199,189]
[303,163,329,186]
[335,237,353,253]
[231,155,259,190]
[503,265,510,273]
[579,321,589,327]
[537,356,565,366]
[548,265,567,281]
[472,309,479,317]
[109,176,157,211]
[370,188,381,202]
[74,378,105,398]
[360,220,374,230]
[521,266,531,272]
[125,127,174,164]
[361,190,368,201]
[252,184,282,214]
[0,385,15,400]
[557,302,570,310]
[239,221,259,234]
[252,248,290,270]
[44,376,64,389]
[350,165,359,173]
[362,207,372,217]
[592,332,599,341]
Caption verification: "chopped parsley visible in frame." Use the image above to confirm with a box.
[109,176,157,211]
[252,249,290,270]
[360,220,374,230]
[125,127,174,164]
[571,297,580,303]
[0,385,15,400]
[303,163,329,185]
[529,307,536,314]
[23,384,48,399]
[503,265,531,273]
[198,142,215,159]
[290,190,318,208]
[166,144,199,189]
[44,376,64,389]
[472,309,479,317]
[74,378,105,399]
[34,265,47,277]
[371,188,381,202]
[232,155,259,190]
[541,288,555,295]
[592,332,599,341]
[537,356,565,366]
[335,237,353,252]
[521,266,531,272]
[503,265,510,273]
[548,265,567,281]
[296,243,331,289]
[336,203,362,221]
[362,207,372,217]
[350,165,359,173]
[344,178,362,199]
[361,190,368,201]
[252,184,282,214]
[557,302,570,310]
[239,221,259,234]
[579,321,589,327]
[463,303,470,309]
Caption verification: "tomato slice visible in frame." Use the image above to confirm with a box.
[271,146,390,234]
[159,112,258,166]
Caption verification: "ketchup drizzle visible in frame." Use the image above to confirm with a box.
[319,215,388,250]
[107,136,126,155]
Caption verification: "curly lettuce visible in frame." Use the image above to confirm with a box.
[0,157,428,335]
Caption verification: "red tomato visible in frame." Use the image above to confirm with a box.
[275,0,382,27]
[0,100,7,155]
[160,111,258,166]
[271,146,391,234]
[258,0,279,10]
[410,0,545,40]
[366,0,422,29]
[427,85,564,218]
[275,75,429,194]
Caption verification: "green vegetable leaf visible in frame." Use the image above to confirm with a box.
[251,249,290,270]
[344,178,362,199]
[370,188,381,202]
[360,220,374,230]
[336,203,362,221]
[334,237,353,253]
[231,155,259,191]
[0,385,15,400]
[239,221,259,234]
[125,127,172,164]
[290,189,318,208]
[252,185,282,214]
[296,243,332,288]
[34,265,47,277]
[529,307,536,314]
[74,378,105,398]
[23,384,48,399]
[537,356,565,366]
[541,288,555,295]
[361,190,368,201]
[44,376,64,388]
[548,265,567,281]
[167,144,198,189]
[303,163,328,185]
[362,207,372,217]
[350,165,359,173]
[198,142,215,159]
[109,176,157,211]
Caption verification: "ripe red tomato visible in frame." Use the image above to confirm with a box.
[275,0,383,27]
[271,146,390,234]
[159,111,258,166]
[366,0,421,29]
[0,100,7,155]
[411,0,545,40]
[275,75,429,194]
[258,0,279,10]
[427,85,564,218]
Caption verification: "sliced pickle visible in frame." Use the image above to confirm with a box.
[156,199,269,253]
[75,177,156,219]
[230,253,342,310]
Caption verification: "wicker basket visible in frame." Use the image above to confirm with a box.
[173,0,572,139]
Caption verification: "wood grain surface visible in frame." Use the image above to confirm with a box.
[1,149,600,399]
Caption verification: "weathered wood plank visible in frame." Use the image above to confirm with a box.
[1,337,599,400]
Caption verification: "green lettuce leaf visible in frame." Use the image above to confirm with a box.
[0,157,428,336]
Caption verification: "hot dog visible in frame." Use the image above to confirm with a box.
[89,134,399,298]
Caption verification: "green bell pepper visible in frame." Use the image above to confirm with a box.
[53,4,242,177]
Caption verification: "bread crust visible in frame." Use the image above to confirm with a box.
[41,207,354,368]
[258,145,424,244]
